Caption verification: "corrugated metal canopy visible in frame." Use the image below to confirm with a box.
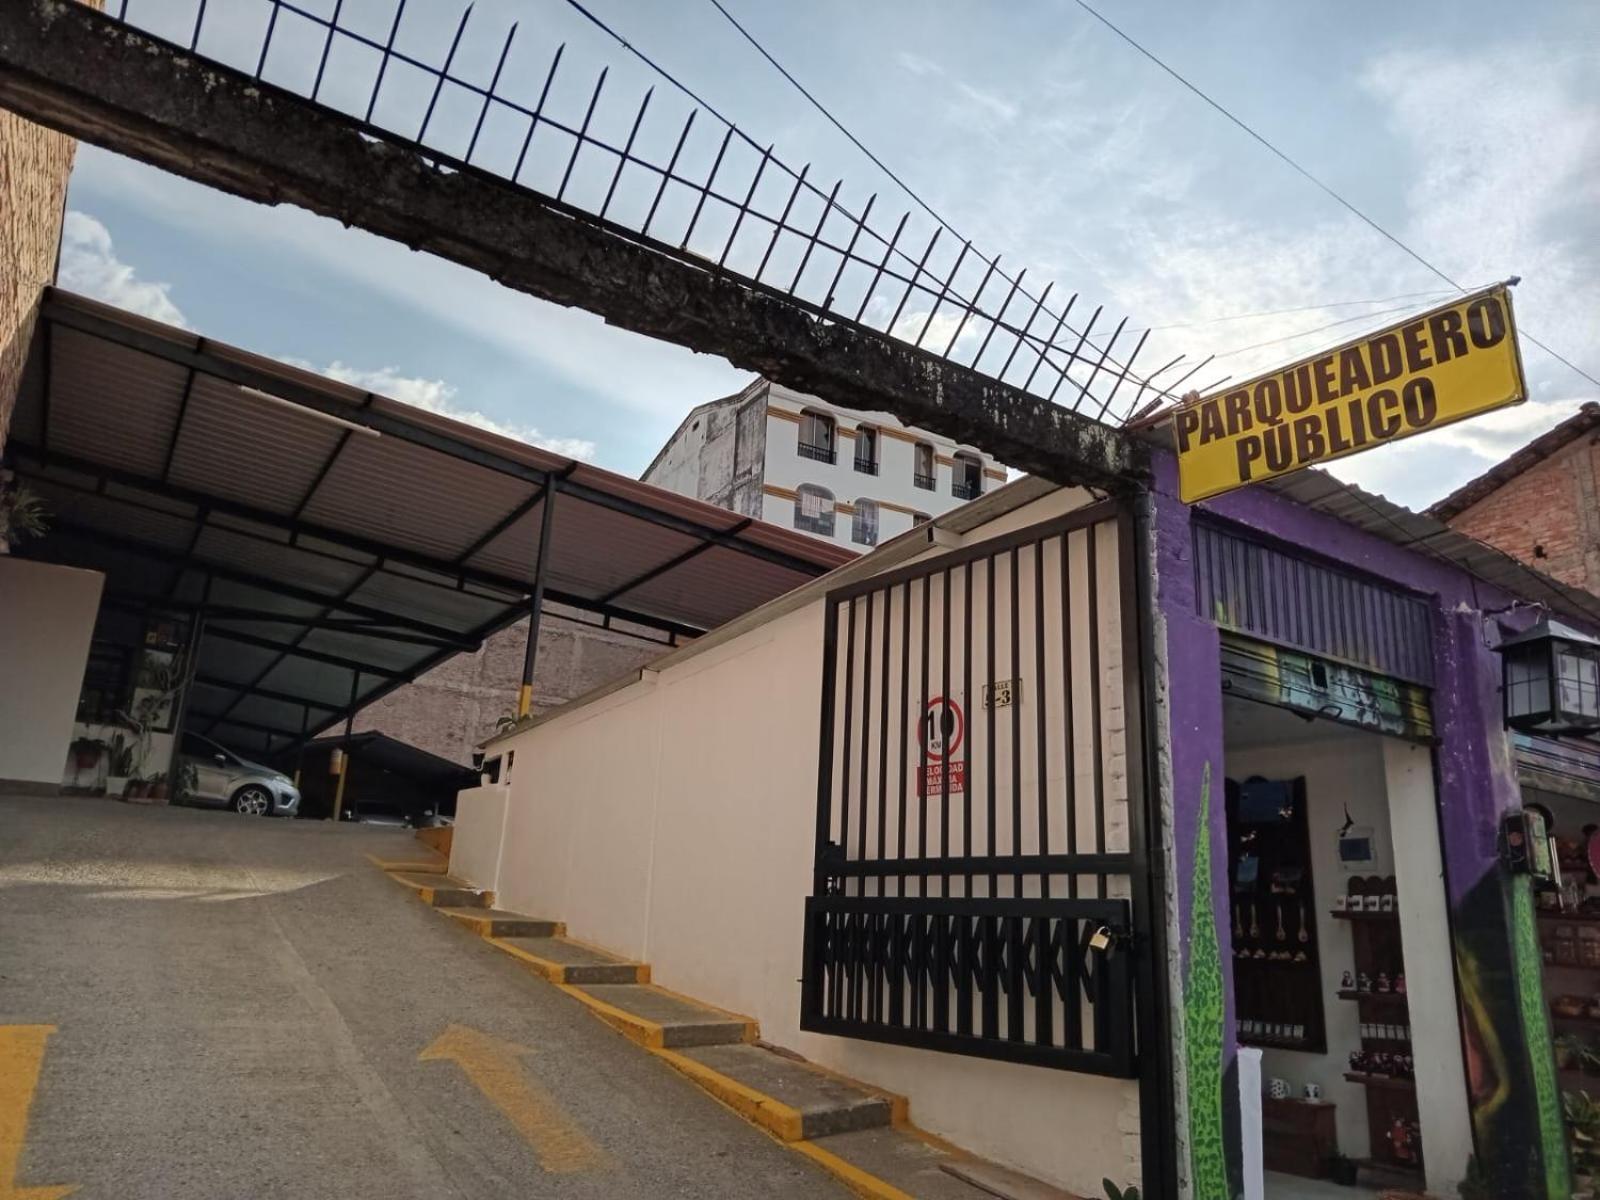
[8,289,852,757]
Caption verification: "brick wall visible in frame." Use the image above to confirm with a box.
[351,603,671,765]
[0,107,78,456]
[1445,435,1600,594]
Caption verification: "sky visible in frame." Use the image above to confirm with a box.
[60,0,1600,508]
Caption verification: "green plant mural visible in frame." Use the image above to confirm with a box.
[1185,762,1228,1200]
[1512,881,1571,1198]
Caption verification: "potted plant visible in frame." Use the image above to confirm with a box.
[105,733,135,797]
[70,736,105,770]
[177,760,199,803]
[1565,1089,1600,1187]
[0,473,48,550]
[146,772,169,803]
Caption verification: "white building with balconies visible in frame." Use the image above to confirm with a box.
[642,379,1005,550]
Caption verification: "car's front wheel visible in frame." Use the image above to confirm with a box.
[233,786,272,817]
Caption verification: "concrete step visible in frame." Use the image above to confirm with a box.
[387,870,492,909]
[437,907,564,938]
[571,983,756,1049]
[493,935,649,985]
[800,1127,1006,1200]
[661,1042,899,1141]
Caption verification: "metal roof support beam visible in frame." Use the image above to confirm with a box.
[187,712,302,740]
[204,624,405,679]
[17,447,717,640]
[46,518,476,646]
[517,483,557,718]
[26,305,837,580]
[192,671,342,713]
[598,518,753,605]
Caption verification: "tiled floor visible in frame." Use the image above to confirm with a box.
[1264,1170,1381,1199]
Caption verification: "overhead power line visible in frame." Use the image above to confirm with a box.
[1068,0,1599,392]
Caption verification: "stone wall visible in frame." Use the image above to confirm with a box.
[351,603,671,765]
[1444,434,1600,594]
[0,107,77,454]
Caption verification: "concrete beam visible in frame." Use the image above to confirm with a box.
[0,0,1143,491]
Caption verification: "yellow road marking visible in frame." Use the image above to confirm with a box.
[419,1024,603,1174]
[790,1139,919,1200]
[0,1026,77,1200]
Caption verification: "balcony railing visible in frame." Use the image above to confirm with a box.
[853,456,879,475]
[952,479,982,500]
[799,441,836,465]
[913,472,936,491]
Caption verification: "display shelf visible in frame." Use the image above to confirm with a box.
[1336,989,1408,1006]
[1331,909,1398,922]
[1538,909,1600,925]
[1343,1071,1415,1092]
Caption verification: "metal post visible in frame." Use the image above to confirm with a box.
[293,704,309,787]
[163,574,209,798]
[517,485,558,718]
[330,669,359,822]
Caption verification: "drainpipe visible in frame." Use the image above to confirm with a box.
[330,670,358,822]
[517,483,558,718]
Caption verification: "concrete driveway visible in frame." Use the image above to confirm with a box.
[0,793,848,1199]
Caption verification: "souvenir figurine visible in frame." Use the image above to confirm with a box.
[1358,972,1372,993]
[1376,972,1390,993]
[1395,973,1406,995]
[1341,970,1354,990]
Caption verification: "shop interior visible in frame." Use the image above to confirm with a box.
[1222,694,1464,1198]
[1527,780,1600,1191]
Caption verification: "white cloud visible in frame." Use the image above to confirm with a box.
[895,50,940,77]
[314,361,598,460]
[58,211,190,328]
[955,81,1018,125]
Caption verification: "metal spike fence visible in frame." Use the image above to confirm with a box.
[109,0,1217,423]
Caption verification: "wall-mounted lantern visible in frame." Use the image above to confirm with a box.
[1496,618,1600,735]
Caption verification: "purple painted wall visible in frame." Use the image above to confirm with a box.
[1149,445,1579,1195]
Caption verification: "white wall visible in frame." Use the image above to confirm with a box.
[0,557,103,787]
[450,784,509,893]
[481,487,1141,1195]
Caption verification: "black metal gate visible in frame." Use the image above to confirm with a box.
[801,501,1148,1077]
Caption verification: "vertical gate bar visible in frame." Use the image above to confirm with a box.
[858,590,874,887]
[1087,524,1106,898]
[1060,534,1082,1043]
[962,562,973,899]
[911,902,926,1031]
[838,598,858,1022]
[1007,911,1024,1043]
[939,567,951,899]
[1034,539,1050,899]
[1033,541,1053,1050]
[808,600,840,1025]
[1009,545,1022,899]
[917,573,930,895]
[932,911,950,1035]
[981,910,999,1039]
[1104,945,1133,1073]
[985,555,997,900]
[897,580,911,898]
[888,906,905,1029]
[876,588,892,900]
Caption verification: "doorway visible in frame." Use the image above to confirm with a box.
[1222,694,1472,1197]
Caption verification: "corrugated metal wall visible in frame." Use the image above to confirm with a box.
[1194,521,1434,685]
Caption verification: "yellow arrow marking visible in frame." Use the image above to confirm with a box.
[419,1024,602,1174]
[0,1026,76,1200]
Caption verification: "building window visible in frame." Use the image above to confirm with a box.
[795,484,836,536]
[853,426,879,475]
[798,410,836,465]
[851,499,880,547]
[913,442,935,490]
[952,452,984,500]
[912,511,931,526]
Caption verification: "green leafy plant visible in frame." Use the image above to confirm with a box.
[1564,1089,1600,1178]
[495,711,519,732]
[177,760,199,800]
[106,733,134,777]
[1103,1181,1140,1200]
[0,476,49,547]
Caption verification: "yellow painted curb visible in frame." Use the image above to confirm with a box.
[557,934,653,983]
[783,1053,909,1128]
[554,982,666,1049]
[790,1139,919,1200]
[648,980,759,1039]
[368,853,447,874]
[653,1047,805,1141]
[486,935,647,984]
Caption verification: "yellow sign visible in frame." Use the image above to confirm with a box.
[1174,286,1526,503]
